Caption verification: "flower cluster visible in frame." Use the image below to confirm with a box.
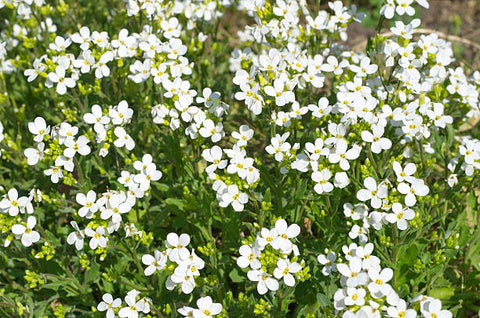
[0,0,478,316]
[0,0,45,19]
[97,290,151,318]
[142,232,205,294]
[66,154,161,251]
[1,188,40,247]
[237,219,306,294]
[24,116,91,184]
[341,161,429,242]
[124,0,228,25]
[326,242,452,317]
[450,136,480,177]
[178,296,223,318]
[83,100,135,156]
[202,125,260,211]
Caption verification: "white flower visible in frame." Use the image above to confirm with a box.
[328,139,360,170]
[125,223,141,238]
[192,296,223,318]
[264,79,295,106]
[312,169,334,194]
[397,179,429,206]
[196,87,221,108]
[344,287,366,306]
[273,258,302,286]
[166,233,191,262]
[47,66,76,95]
[168,265,196,294]
[28,117,50,142]
[247,269,279,295]
[44,166,64,183]
[237,245,261,269]
[114,127,135,150]
[168,256,203,293]
[0,188,29,216]
[133,163,162,191]
[110,101,133,125]
[220,185,248,212]
[385,202,415,230]
[392,161,416,183]
[100,195,131,223]
[395,0,415,16]
[161,17,181,39]
[85,226,108,249]
[49,36,72,51]
[446,174,458,187]
[199,119,224,143]
[76,190,98,218]
[420,299,452,318]
[73,50,95,73]
[67,221,85,250]
[305,138,328,161]
[166,38,187,59]
[426,103,453,128]
[334,172,350,188]
[357,177,388,209]
[12,216,40,247]
[257,227,279,249]
[178,305,196,318]
[58,123,78,144]
[97,293,122,318]
[350,57,378,77]
[317,251,337,276]
[94,51,114,79]
[361,125,392,153]
[142,250,167,276]
[367,268,393,296]
[358,300,382,318]
[387,299,417,318]
[459,141,479,165]
[380,0,396,19]
[309,96,332,119]
[24,58,45,82]
[271,219,300,253]
[118,293,144,318]
[64,136,91,158]
[265,133,291,162]
[336,257,368,287]
[151,63,168,84]
[53,154,73,173]
[202,146,227,174]
[84,104,110,131]
[71,26,91,50]
[181,249,205,269]
[232,125,254,147]
[321,56,348,75]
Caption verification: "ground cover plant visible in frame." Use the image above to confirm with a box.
[0,0,479,317]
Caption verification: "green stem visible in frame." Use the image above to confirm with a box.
[391,225,398,285]
[418,140,427,176]
[367,146,380,178]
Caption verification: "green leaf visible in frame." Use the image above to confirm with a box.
[429,287,455,300]
[228,268,245,283]
[84,262,100,285]
[316,292,330,307]
[165,198,186,211]
[153,183,170,192]
[264,188,271,203]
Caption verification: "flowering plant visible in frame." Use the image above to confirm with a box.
[0,0,479,317]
